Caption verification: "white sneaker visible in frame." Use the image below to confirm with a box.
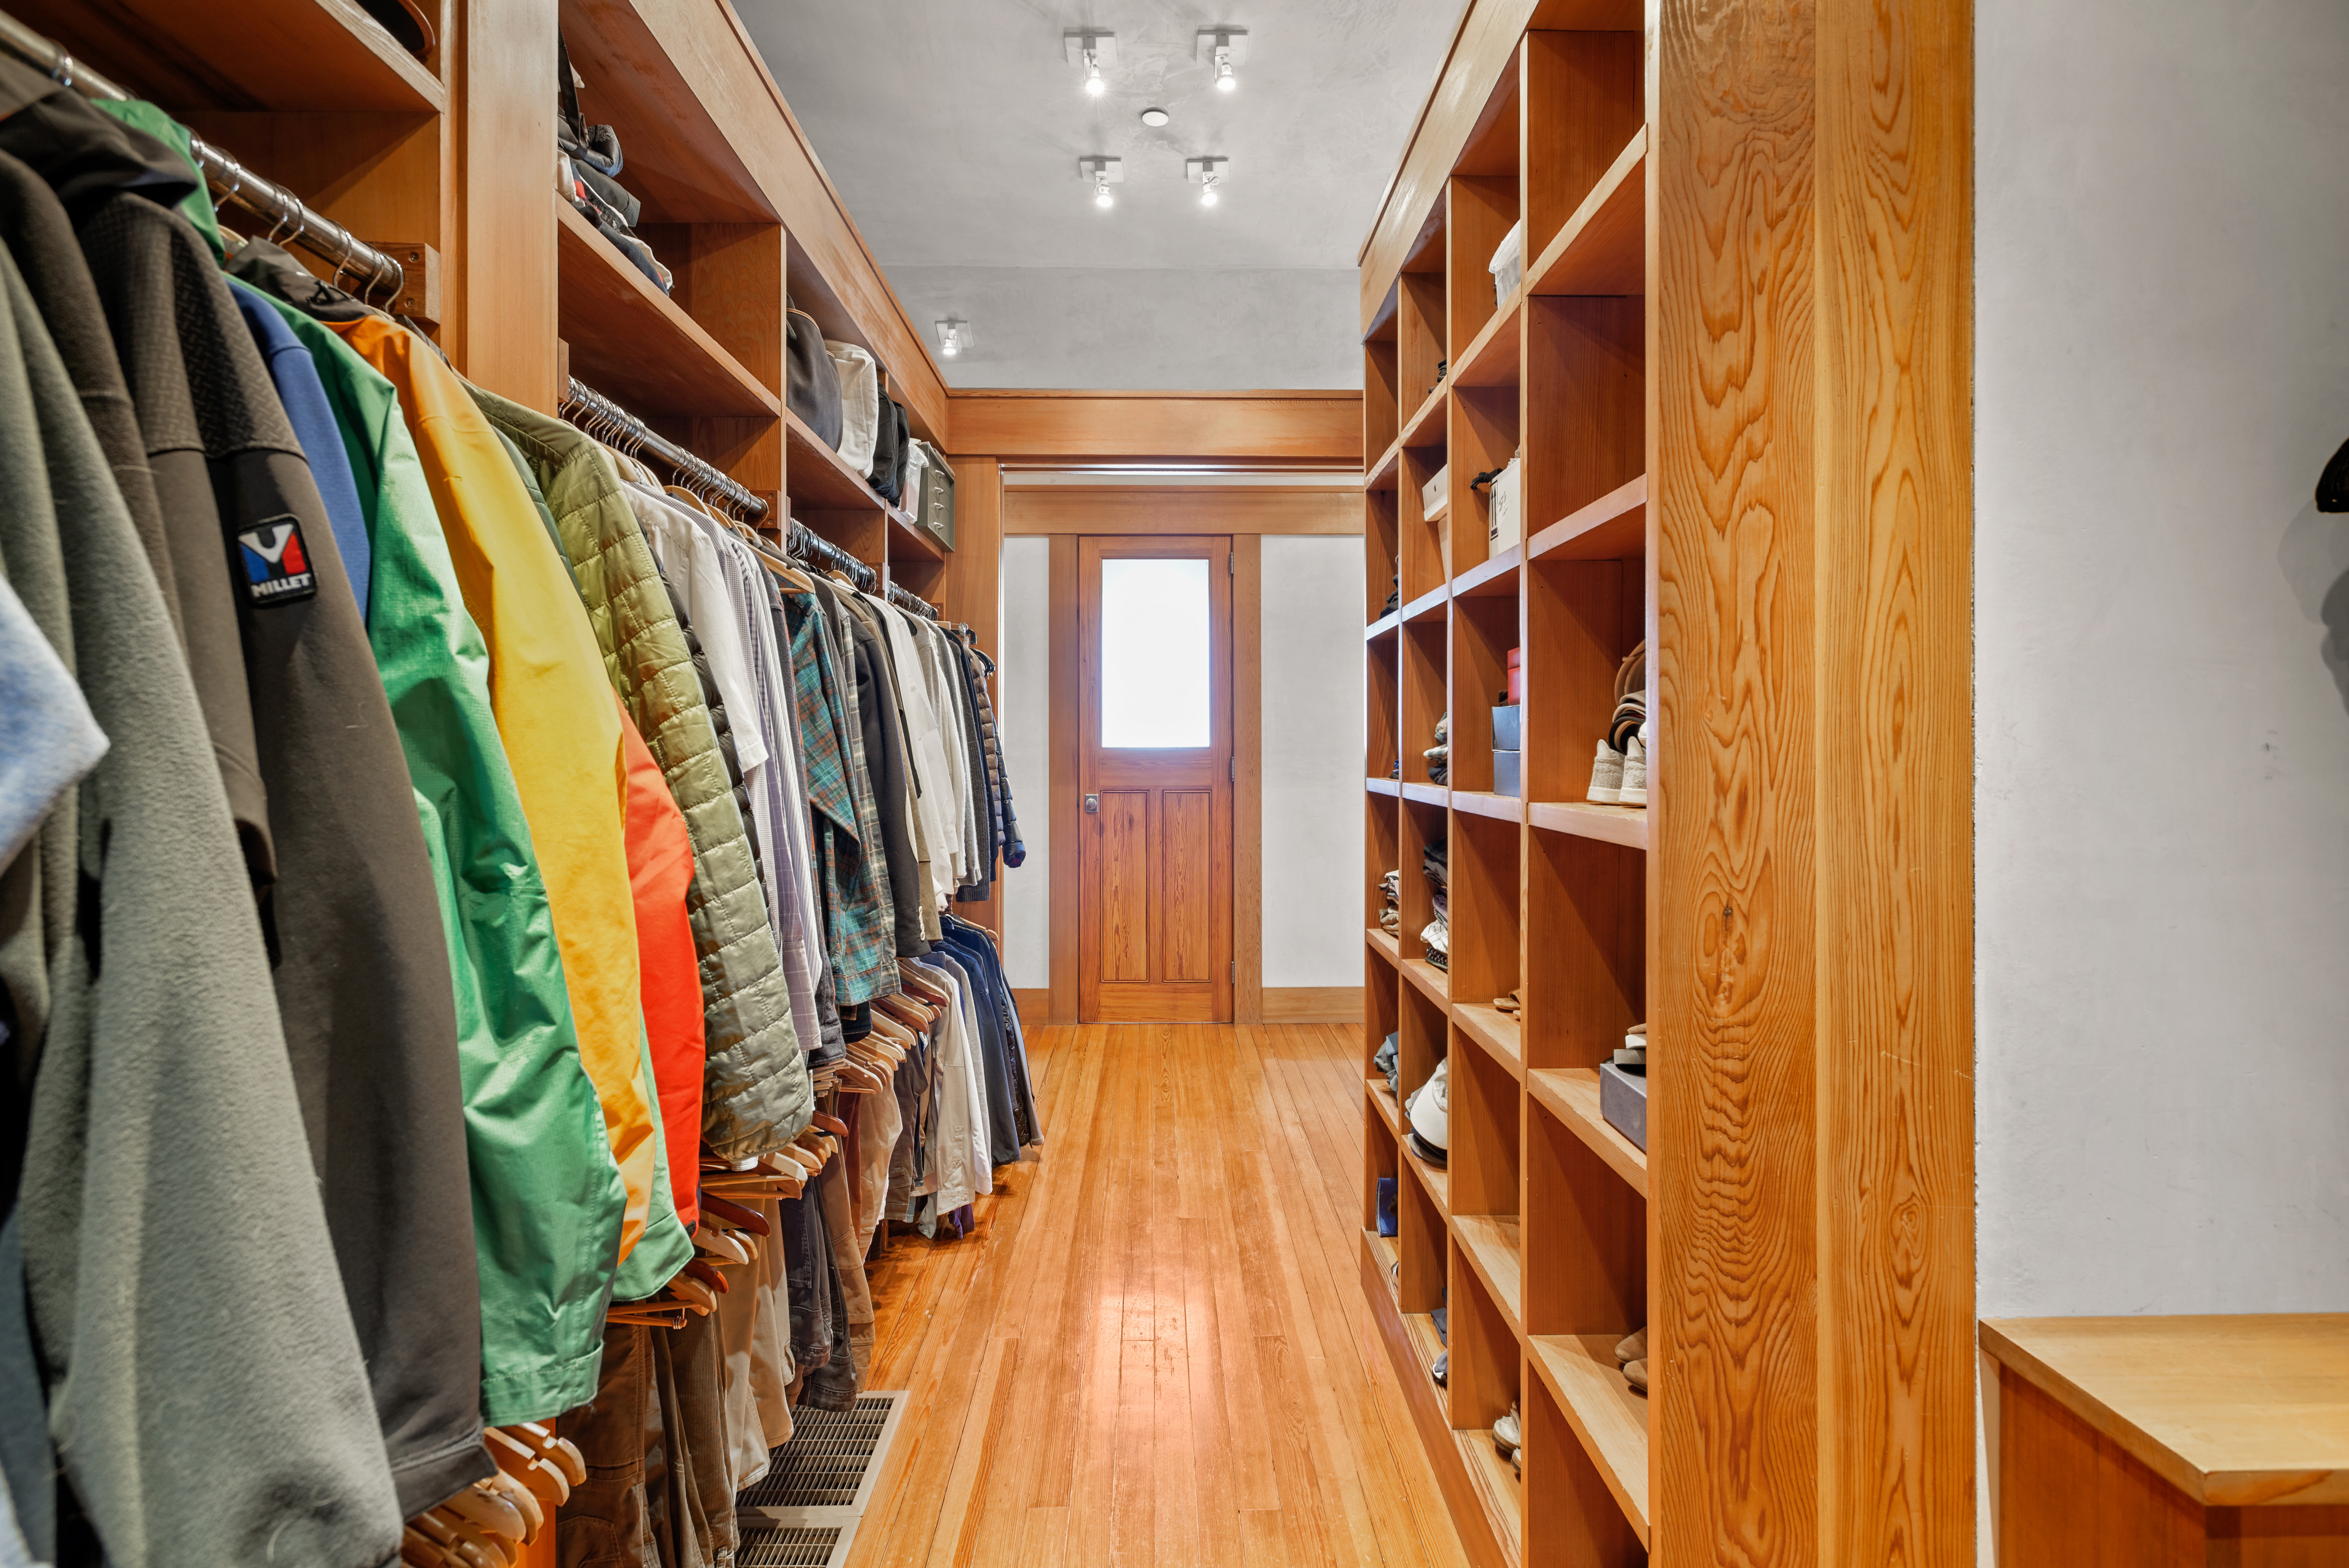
[1586,739,1624,804]
[1618,728,1648,807]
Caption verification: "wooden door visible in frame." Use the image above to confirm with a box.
[1077,536,1234,1022]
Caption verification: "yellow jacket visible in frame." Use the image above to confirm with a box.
[328,317,661,1264]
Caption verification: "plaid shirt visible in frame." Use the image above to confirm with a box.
[785,588,900,1005]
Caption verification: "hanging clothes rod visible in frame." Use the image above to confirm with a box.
[0,7,407,302]
[787,520,876,593]
[560,378,769,522]
[887,582,941,620]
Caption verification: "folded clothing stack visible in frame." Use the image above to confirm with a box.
[558,41,671,294]
[1424,713,1449,785]
[1378,869,1401,935]
[1421,841,1449,970]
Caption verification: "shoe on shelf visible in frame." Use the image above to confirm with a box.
[1493,989,1521,1015]
[1614,1326,1648,1367]
[1431,1351,1447,1388]
[1492,1402,1522,1453]
[1625,1359,1649,1395]
[1408,1057,1449,1153]
[1618,727,1648,807]
[1586,739,1624,804]
[1614,1021,1647,1069]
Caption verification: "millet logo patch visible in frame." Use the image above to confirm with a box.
[237,516,317,604]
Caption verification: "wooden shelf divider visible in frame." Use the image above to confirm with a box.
[1528,1333,1652,1546]
[1527,1068,1647,1197]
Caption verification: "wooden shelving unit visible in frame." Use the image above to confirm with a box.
[1360,13,1649,1567]
[1360,1,1975,1564]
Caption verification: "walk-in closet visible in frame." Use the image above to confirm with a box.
[3,0,2346,1566]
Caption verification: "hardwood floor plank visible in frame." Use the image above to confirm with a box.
[848,1025,1468,1568]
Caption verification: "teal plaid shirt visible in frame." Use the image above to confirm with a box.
[785,589,899,1004]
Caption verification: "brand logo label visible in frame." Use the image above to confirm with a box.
[237,516,317,604]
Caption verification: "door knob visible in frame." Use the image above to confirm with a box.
[1084,793,1100,814]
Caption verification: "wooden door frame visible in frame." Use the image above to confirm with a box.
[1046,533,1263,1025]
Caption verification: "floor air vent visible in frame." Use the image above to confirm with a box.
[736,1392,907,1568]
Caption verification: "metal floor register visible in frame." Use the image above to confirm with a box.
[735,1392,908,1567]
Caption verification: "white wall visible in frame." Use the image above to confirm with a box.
[998,537,1052,991]
[992,532,1366,994]
[1977,0,2349,1322]
[1262,536,1367,987]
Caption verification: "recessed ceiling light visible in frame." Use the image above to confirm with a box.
[1140,107,1170,128]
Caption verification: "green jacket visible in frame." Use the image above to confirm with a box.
[470,387,811,1159]
[254,295,629,1420]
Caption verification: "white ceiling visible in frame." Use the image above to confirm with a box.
[733,0,1461,387]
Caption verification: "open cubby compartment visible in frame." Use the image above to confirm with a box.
[1450,385,1522,581]
[1400,616,1450,786]
[1397,1143,1449,1314]
[1367,488,1403,624]
[1522,29,1645,261]
[1365,283,1403,462]
[1447,809,1521,1010]
[1367,786,1402,932]
[1524,829,1644,1074]
[1447,51,1524,359]
[1399,442,1452,603]
[1365,1068,1401,1235]
[1449,572,1521,793]
[1449,1010,1521,1219]
[1525,1360,1648,1566]
[1524,295,1644,534]
[1524,1090,1645,1343]
[1396,892,1450,1097]
[1524,552,1641,807]
[1449,1232,1522,1427]
[1399,244,1449,417]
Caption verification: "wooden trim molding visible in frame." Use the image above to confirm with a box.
[1263,987,1364,1024]
[947,390,1363,465]
[1233,535,1264,1025]
[1005,488,1363,537]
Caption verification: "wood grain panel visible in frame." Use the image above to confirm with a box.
[1814,0,1976,1560]
[1004,488,1362,537]
[948,391,1364,464]
[1522,30,1645,258]
[1233,536,1264,1025]
[453,0,558,408]
[1158,791,1214,982]
[1048,538,1080,1024]
[1652,0,1821,1563]
[1098,792,1151,983]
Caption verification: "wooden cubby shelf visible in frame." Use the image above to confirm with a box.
[1526,127,1646,299]
[1528,1069,1648,1197]
[1452,1002,1524,1080]
[41,0,446,112]
[1400,782,1450,809]
[1453,296,1522,390]
[556,199,778,418]
[1453,1431,1526,1567]
[1401,584,1450,625]
[1450,791,1522,825]
[1526,800,1648,851]
[1369,1078,1402,1136]
[1527,1333,1652,1546]
[1402,957,1450,1009]
[1405,1138,1451,1213]
[1451,1213,1524,1335]
[1367,777,1402,798]
[1366,927,1401,968]
[1365,610,1403,641]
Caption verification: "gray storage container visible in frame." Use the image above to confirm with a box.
[1599,1061,1648,1151]
[911,439,955,551]
[1493,749,1522,798]
[1491,703,1522,752]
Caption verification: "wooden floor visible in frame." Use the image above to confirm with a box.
[846,1023,1472,1568]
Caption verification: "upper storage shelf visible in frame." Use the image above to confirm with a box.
[34,0,443,111]
[561,0,773,223]
[556,198,778,418]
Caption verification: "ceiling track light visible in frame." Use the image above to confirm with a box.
[1186,155,1230,208]
[1063,30,1116,98]
[1078,155,1123,210]
[1194,26,1249,93]
[935,317,970,359]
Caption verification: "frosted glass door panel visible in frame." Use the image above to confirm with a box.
[1100,558,1210,748]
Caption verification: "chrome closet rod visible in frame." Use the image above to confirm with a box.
[561,378,769,522]
[786,519,876,593]
[886,582,941,620]
[0,6,406,302]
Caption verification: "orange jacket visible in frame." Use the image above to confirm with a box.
[326,317,661,1264]
[616,698,704,1231]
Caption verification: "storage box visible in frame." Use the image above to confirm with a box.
[1491,703,1522,752]
[909,438,955,551]
[1599,1061,1648,1151]
[1489,219,1524,308]
[1488,456,1522,553]
[1420,464,1449,519]
[1493,749,1522,798]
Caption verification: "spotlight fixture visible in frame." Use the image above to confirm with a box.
[1140,107,1170,128]
[1194,27,1248,93]
[1186,156,1229,208]
[1063,30,1116,98]
[935,317,970,359]
[1078,155,1123,210]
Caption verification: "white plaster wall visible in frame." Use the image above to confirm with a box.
[1977,0,2349,1322]
[999,537,1052,991]
[888,267,1360,391]
[1262,536,1365,988]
